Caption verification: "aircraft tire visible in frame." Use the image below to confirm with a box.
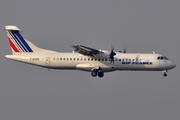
[91,71,97,77]
[98,72,104,78]
[163,73,167,77]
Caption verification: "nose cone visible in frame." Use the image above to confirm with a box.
[170,61,176,69]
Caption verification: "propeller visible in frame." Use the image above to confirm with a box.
[123,46,127,53]
[110,46,116,64]
[114,46,127,53]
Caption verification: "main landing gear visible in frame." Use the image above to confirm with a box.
[91,71,97,77]
[91,69,104,78]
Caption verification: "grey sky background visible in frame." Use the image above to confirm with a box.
[0,0,180,120]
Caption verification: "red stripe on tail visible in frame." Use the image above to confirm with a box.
[8,37,19,52]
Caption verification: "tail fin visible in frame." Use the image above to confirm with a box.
[5,25,57,54]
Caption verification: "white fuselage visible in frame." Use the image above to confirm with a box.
[4,25,176,77]
[5,52,176,72]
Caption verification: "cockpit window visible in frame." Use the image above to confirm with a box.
[157,56,168,60]
[164,56,168,60]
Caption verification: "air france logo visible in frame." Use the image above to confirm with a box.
[122,62,153,65]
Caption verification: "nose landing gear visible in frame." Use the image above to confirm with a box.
[162,70,168,77]
[163,72,167,77]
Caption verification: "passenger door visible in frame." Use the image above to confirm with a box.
[45,57,50,66]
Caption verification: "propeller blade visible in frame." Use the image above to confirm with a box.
[123,46,127,53]
[110,45,116,64]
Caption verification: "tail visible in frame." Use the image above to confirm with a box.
[5,25,57,54]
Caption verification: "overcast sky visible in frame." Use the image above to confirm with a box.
[0,0,180,120]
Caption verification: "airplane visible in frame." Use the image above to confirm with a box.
[4,25,176,78]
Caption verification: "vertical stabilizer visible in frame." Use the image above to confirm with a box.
[5,25,57,54]
[5,26,33,54]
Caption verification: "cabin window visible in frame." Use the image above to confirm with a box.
[84,58,86,61]
[102,59,104,61]
[70,58,72,61]
[77,58,79,61]
[129,59,131,61]
[63,58,65,61]
[105,59,107,61]
[88,58,90,61]
[116,58,118,61]
[67,58,69,61]
[119,59,121,61]
[95,58,97,61]
[74,58,76,61]
[98,58,101,61]
[91,58,93,61]
[60,58,62,61]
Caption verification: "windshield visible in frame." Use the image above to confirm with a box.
[157,56,168,60]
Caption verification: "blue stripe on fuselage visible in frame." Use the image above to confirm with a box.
[122,62,153,65]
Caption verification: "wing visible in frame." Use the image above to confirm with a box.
[72,44,101,57]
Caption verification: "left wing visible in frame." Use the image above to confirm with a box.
[72,44,102,57]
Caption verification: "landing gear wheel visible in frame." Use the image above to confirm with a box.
[91,71,97,77]
[98,72,104,78]
[163,73,167,77]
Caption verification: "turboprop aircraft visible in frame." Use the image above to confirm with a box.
[4,25,176,77]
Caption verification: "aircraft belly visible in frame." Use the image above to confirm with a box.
[117,64,161,71]
[48,61,76,69]
[76,63,116,72]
